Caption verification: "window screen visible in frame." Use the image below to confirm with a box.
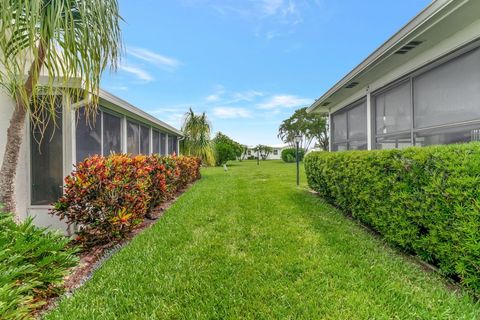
[160,133,167,155]
[415,123,480,147]
[375,81,411,134]
[31,97,64,205]
[347,101,367,140]
[331,143,347,152]
[413,48,480,129]
[140,125,150,154]
[152,130,160,154]
[127,121,140,154]
[376,133,412,150]
[171,136,178,154]
[75,110,101,162]
[348,140,367,150]
[103,112,122,155]
[168,135,175,154]
[332,112,347,142]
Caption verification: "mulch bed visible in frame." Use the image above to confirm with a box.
[37,185,190,318]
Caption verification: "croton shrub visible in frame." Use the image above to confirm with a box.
[52,154,201,247]
[304,143,480,294]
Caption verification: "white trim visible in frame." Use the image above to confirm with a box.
[328,112,332,152]
[99,89,183,136]
[122,115,127,153]
[366,90,372,150]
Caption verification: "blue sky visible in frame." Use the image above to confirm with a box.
[101,0,431,146]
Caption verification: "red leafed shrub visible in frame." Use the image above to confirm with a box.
[52,154,201,247]
[176,155,202,188]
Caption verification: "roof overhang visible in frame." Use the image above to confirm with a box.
[307,0,480,114]
[98,89,184,137]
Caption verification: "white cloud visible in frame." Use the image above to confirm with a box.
[206,94,221,102]
[205,84,225,102]
[213,107,252,119]
[231,90,264,102]
[119,64,154,82]
[127,47,181,71]
[261,0,284,16]
[257,94,311,109]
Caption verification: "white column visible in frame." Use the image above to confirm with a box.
[165,133,169,155]
[122,116,128,153]
[63,96,75,174]
[366,88,372,151]
[149,127,153,155]
[328,112,332,152]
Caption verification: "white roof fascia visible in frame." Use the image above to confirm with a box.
[98,89,183,136]
[307,0,456,113]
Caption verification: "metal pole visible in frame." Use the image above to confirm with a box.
[257,150,259,165]
[296,141,299,186]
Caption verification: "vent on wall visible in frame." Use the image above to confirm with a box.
[395,40,423,55]
[345,82,359,89]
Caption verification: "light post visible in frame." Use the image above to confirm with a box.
[257,149,260,165]
[294,133,302,186]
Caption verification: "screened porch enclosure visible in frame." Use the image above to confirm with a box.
[330,44,480,151]
[29,100,181,209]
[75,107,179,162]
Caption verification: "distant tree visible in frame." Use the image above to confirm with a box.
[278,107,329,152]
[213,132,243,166]
[240,145,249,161]
[254,145,273,160]
[182,108,216,166]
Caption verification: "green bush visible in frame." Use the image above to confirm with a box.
[0,212,78,319]
[281,148,304,163]
[305,143,480,294]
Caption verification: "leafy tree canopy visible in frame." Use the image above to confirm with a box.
[213,132,243,166]
[254,144,273,160]
[278,107,329,152]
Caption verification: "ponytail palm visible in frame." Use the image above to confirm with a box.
[0,0,122,216]
[182,108,216,166]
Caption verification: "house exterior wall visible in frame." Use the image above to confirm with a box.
[244,147,285,160]
[0,89,182,231]
[328,15,480,151]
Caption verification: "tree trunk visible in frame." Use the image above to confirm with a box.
[0,42,46,219]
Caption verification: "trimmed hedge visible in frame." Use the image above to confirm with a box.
[281,148,305,163]
[52,154,201,248]
[305,143,480,294]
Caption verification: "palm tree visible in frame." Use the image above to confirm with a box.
[0,0,122,217]
[182,108,215,166]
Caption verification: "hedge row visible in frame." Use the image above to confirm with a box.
[52,154,201,247]
[304,143,480,294]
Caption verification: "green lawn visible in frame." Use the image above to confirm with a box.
[45,160,479,319]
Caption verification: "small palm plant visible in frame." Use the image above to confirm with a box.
[0,0,122,218]
[181,108,216,166]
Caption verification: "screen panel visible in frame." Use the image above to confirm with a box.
[414,48,480,129]
[103,112,122,155]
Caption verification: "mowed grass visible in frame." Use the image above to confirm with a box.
[45,160,479,319]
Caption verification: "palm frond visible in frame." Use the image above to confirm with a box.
[0,0,122,131]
